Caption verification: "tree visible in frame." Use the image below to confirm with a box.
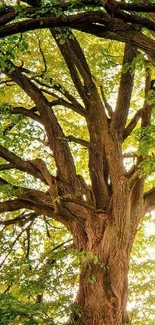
[0,0,155,324]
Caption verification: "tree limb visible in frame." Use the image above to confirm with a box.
[4,60,77,184]
[0,144,45,182]
[141,69,152,128]
[111,44,137,141]
[0,212,38,226]
[116,2,155,12]
[0,197,54,218]
[75,23,155,66]
[0,198,34,213]
[1,10,155,64]
[137,69,153,165]
[41,90,85,117]
[34,77,85,116]
[51,28,91,105]
[144,187,155,213]
[1,1,155,29]
[66,135,89,148]
[123,109,142,140]
[0,163,14,171]
[11,106,42,123]
[100,85,113,118]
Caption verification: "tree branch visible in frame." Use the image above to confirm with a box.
[137,69,153,165]
[0,212,38,226]
[29,159,59,211]
[117,2,155,12]
[34,77,85,116]
[100,85,113,118]
[50,28,111,210]
[1,1,155,29]
[74,22,155,66]
[141,69,152,128]
[144,187,155,213]
[35,33,47,74]
[0,198,34,213]
[104,1,155,33]
[4,60,77,184]
[0,196,54,218]
[0,144,45,182]
[51,28,91,105]
[11,106,42,123]
[111,44,137,141]
[66,135,89,148]
[0,163,14,171]
[123,109,142,140]
[1,10,155,63]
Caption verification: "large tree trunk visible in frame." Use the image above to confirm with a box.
[68,195,133,325]
[75,255,129,325]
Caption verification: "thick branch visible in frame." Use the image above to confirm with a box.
[0,144,45,182]
[51,28,93,106]
[75,23,155,65]
[0,199,34,213]
[144,187,155,213]
[47,30,110,210]
[141,69,152,128]
[117,2,155,12]
[0,177,52,210]
[0,9,155,36]
[137,69,153,165]
[1,1,155,28]
[50,29,111,210]
[100,85,113,118]
[0,163,14,171]
[11,106,42,123]
[104,1,155,33]
[123,109,142,140]
[1,11,155,63]
[4,61,77,183]
[111,44,137,141]
[0,196,54,218]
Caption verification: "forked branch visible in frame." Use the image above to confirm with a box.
[4,60,77,183]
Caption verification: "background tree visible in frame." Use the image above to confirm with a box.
[0,1,155,324]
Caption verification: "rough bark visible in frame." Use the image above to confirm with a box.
[64,183,141,325]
